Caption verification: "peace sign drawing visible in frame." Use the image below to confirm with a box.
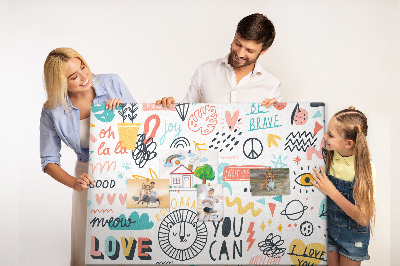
[243,138,264,159]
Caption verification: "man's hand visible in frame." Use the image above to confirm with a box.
[156,97,175,107]
[261,98,277,107]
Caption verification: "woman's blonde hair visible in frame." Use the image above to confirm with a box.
[326,106,375,230]
[43,47,93,111]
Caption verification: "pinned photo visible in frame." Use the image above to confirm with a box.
[126,179,170,208]
[250,168,290,196]
[197,184,224,222]
[159,150,218,190]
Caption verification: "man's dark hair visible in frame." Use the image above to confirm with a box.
[236,13,275,51]
[150,181,155,185]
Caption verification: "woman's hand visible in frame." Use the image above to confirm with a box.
[74,173,95,192]
[310,166,338,197]
[156,97,175,107]
[261,98,277,107]
[106,98,123,110]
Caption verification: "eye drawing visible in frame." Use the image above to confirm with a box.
[295,173,314,187]
[293,167,315,193]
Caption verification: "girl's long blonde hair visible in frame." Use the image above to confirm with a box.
[43,47,93,111]
[326,106,375,229]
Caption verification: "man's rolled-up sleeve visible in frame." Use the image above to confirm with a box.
[269,82,283,102]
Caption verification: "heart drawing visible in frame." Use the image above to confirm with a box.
[225,110,240,131]
[288,239,326,265]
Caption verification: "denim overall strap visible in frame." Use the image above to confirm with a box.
[326,171,371,261]
[326,172,356,225]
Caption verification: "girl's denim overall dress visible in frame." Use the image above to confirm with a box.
[327,172,370,261]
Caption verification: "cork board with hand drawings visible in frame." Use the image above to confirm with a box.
[86,102,327,265]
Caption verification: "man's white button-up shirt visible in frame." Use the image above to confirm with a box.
[182,54,282,103]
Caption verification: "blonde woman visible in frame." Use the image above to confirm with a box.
[40,47,136,266]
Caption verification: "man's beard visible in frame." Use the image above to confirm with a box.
[228,50,261,68]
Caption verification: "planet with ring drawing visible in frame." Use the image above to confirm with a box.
[280,200,308,221]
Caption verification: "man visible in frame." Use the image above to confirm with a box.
[157,13,281,107]
[149,181,161,207]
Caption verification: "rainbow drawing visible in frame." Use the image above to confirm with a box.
[165,154,181,164]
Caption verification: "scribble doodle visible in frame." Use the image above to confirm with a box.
[225,110,240,130]
[247,222,256,251]
[158,209,208,261]
[175,103,190,121]
[118,103,138,122]
[188,105,217,135]
[209,130,241,152]
[291,103,309,125]
[258,233,286,256]
[132,134,157,168]
[170,137,190,149]
[284,131,317,152]
[225,197,262,217]
[243,138,263,159]
[300,221,314,236]
[91,209,113,213]
[280,200,308,221]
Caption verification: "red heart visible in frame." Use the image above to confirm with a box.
[225,110,240,131]
[107,193,116,205]
[95,193,104,205]
[119,193,127,205]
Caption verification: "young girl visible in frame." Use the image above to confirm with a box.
[40,48,136,266]
[310,106,376,266]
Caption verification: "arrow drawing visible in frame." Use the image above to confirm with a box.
[267,134,281,148]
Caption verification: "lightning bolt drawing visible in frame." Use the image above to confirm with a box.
[247,222,256,251]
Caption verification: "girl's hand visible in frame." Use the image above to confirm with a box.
[310,166,338,197]
[106,98,123,110]
[261,98,277,107]
[74,173,95,192]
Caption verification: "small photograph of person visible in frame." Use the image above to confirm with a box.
[127,179,170,208]
[197,184,224,222]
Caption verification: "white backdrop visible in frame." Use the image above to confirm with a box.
[1,0,398,265]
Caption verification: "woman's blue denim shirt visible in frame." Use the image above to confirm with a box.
[40,74,136,172]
